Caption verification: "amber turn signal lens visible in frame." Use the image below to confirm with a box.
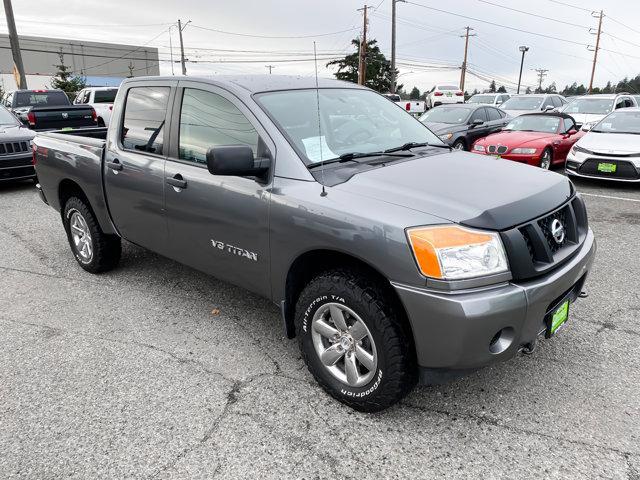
[406,226,495,279]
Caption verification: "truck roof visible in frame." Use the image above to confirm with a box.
[122,74,365,94]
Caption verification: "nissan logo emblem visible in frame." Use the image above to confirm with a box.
[550,219,565,244]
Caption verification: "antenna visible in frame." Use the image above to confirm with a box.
[314,41,327,197]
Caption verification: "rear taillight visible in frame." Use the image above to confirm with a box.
[91,109,97,123]
[27,111,36,126]
[405,102,411,111]
[455,91,464,96]
[434,92,443,96]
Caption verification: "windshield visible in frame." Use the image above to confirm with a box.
[0,107,19,126]
[501,96,543,111]
[591,111,640,134]
[468,95,495,104]
[562,98,614,114]
[419,106,473,124]
[94,89,118,103]
[256,88,443,164]
[504,115,560,133]
[14,91,70,108]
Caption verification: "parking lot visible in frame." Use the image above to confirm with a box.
[0,175,638,479]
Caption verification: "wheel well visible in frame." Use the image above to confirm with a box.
[58,179,90,213]
[283,249,413,342]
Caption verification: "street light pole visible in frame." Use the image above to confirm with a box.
[517,45,529,94]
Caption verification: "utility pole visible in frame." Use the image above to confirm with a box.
[177,19,191,76]
[588,10,603,94]
[357,5,368,85]
[169,26,175,75]
[390,0,406,93]
[534,68,549,92]
[265,65,275,74]
[517,46,529,94]
[459,27,475,92]
[3,0,27,89]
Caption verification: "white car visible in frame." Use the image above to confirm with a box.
[467,93,511,107]
[425,85,464,109]
[73,87,119,127]
[560,93,637,131]
[500,94,567,118]
[566,107,640,182]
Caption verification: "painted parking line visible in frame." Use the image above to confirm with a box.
[579,192,640,203]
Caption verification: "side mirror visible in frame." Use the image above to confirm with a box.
[543,105,555,112]
[206,145,270,179]
[470,119,484,127]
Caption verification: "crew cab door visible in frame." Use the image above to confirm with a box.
[163,82,272,298]
[103,81,176,255]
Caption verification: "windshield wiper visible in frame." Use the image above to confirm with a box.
[307,151,412,169]
[384,141,451,153]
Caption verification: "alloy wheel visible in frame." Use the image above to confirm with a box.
[69,210,93,262]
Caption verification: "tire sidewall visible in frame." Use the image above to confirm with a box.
[540,148,552,169]
[63,200,97,269]
[297,285,388,403]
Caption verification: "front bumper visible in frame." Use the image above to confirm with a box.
[472,150,540,166]
[566,153,640,182]
[0,155,35,182]
[393,228,596,376]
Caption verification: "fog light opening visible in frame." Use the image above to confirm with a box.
[489,327,515,355]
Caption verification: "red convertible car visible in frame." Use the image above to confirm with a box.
[471,112,582,169]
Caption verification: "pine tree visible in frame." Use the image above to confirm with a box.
[50,50,86,99]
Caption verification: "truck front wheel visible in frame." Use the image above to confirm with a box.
[63,197,121,273]
[295,268,417,412]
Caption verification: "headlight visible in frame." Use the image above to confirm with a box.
[511,148,537,154]
[473,144,485,152]
[571,144,591,155]
[439,133,453,141]
[406,225,509,280]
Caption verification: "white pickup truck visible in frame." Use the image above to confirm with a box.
[73,87,119,127]
[383,93,426,116]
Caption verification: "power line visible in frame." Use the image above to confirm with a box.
[534,68,549,91]
[403,2,589,47]
[477,0,590,29]
[4,19,174,27]
[605,15,640,35]
[548,0,594,13]
[189,24,359,39]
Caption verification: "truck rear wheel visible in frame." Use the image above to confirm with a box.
[295,268,417,412]
[62,197,121,273]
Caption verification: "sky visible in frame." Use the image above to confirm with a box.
[3,0,640,94]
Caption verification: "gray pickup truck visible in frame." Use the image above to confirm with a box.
[33,76,596,412]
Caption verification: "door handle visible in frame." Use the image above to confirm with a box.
[166,174,187,189]
[106,159,123,171]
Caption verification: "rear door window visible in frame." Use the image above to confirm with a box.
[121,86,170,155]
[486,107,501,121]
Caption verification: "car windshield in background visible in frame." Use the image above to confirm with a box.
[256,88,443,165]
[504,115,560,133]
[591,111,640,134]
[562,98,613,114]
[0,107,19,126]
[14,91,70,107]
[438,85,458,90]
[501,97,543,110]
[419,106,473,124]
[468,95,495,104]
[94,89,118,103]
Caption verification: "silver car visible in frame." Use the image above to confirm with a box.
[566,107,640,182]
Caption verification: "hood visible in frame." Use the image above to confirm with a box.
[423,122,465,134]
[0,123,35,140]
[567,113,605,126]
[578,131,640,154]
[334,151,572,231]
[478,130,557,147]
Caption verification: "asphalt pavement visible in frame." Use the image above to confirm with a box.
[0,174,638,479]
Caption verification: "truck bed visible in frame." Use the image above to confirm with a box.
[34,128,115,235]
[28,105,98,131]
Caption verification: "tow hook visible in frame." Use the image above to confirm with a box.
[579,291,588,299]
[521,341,536,355]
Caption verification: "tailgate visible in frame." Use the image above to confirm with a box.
[31,106,96,131]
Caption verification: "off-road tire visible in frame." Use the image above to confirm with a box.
[295,268,417,412]
[62,197,121,273]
